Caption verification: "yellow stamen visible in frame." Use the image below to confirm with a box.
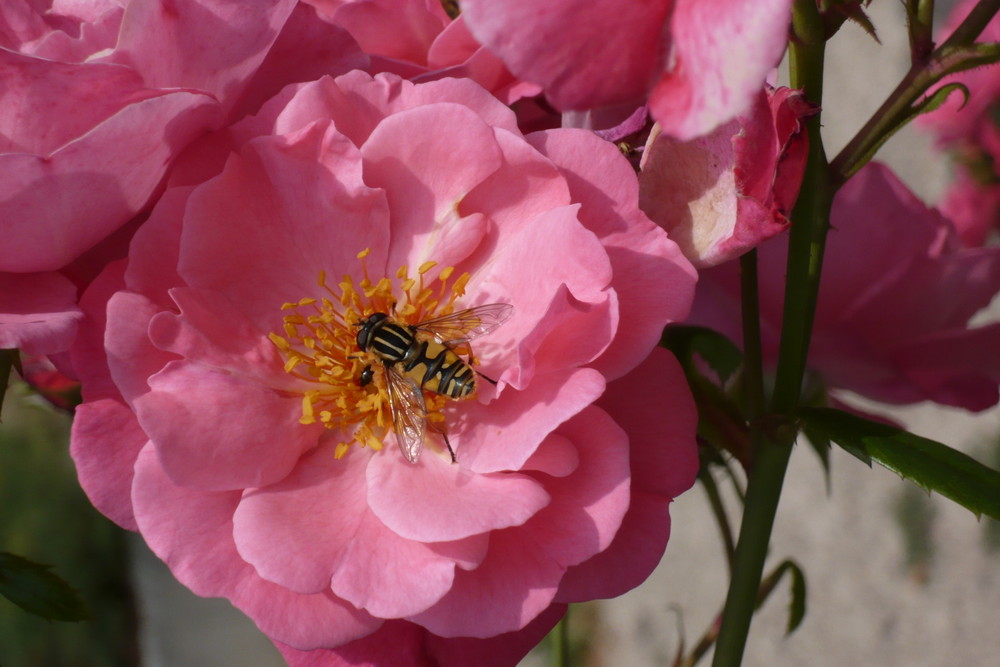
[269,249,470,459]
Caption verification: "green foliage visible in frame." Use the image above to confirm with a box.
[661,325,743,384]
[0,390,137,667]
[798,407,1000,521]
[0,551,87,621]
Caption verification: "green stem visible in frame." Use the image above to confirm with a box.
[941,0,1000,49]
[711,2,831,664]
[832,0,1000,183]
[739,251,765,425]
[551,610,569,667]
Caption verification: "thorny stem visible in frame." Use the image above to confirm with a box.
[711,0,831,664]
[832,0,1000,183]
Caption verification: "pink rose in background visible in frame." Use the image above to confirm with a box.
[0,0,365,274]
[939,166,1000,247]
[306,0,539,104]
[691,163,1000,411]
[461,0,793,140]
[915,0,1000,247]
[916,0,1000,149]
[69,72,698,661]
[639,86,814,267]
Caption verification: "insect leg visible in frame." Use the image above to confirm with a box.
[428,419,457,464]
[475,369,499,385]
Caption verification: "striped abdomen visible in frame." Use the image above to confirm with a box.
[359,315,476,399]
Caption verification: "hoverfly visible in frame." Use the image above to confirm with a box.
[355,303,513,463]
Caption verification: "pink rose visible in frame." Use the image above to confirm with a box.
[461,0,793,139]
[69,72,698,659]
[0,0,365,273]
[690,162,1000,411]
[639,86,815,267]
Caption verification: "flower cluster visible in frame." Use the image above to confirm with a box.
[6,1,1000,664]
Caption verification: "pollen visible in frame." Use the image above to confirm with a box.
[269,250,468,458]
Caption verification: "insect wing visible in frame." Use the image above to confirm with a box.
[414,303,513,345]
[384,366,428,463]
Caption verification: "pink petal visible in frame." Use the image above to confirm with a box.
[467,205,613,387]
[0,52,220,272]
[528,129,697,377]
[358,102,503,271]
[462,0,671,110]
[134,361,319,491]
[893,324,1000,411]
[366,448,550,542]
[276,606,564,666]
[131,444,380,649]
[456,367,607,473]
[333,0,448,66]
[252,71,520,152]
[69,397,146,530]
[177,122,390,331]
[235,3,368,118]
[234,444,370,595]
[105,290,177,406]
[147,287,295,390]
[70,260,126,402]
[0,271,81,355]
[409,406,630,638]
[123,186,190,296]
[406,526,563,638]
[559,347,699,600]
[650,0,793,140]
[110,0,296,118]
[236,444,484,618]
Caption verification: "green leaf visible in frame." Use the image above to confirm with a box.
[798,407,1000,521]
[661,325,743,384]
[0,348,20,421]
[757,559,807,635]
[0,551,88,622]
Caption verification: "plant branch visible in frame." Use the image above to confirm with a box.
[832,0,1000,183]
[710,1,832,663]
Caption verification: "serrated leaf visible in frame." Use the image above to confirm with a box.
[661,325,743,383]
[757,559,807,635]
[801,422,833,490]
[0,551,88,621]
[798,407,1000,521]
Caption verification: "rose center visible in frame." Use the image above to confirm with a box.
[268,249,470,459]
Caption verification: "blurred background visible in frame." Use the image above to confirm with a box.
[2,1,998,665]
